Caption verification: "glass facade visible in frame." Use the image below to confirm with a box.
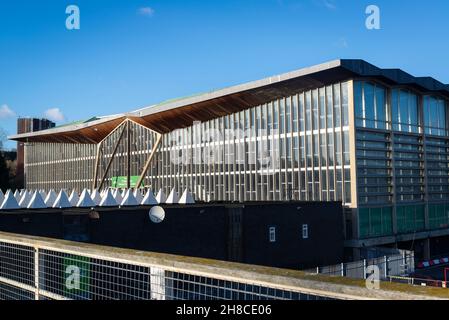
[22,78,449,241]
[359,207,393,238]
[396,205,425,234]
[25,81,352,205]
[355,80,449,239]
[392,89,419,133]
[424,96,447,136]
[354,81,387,130]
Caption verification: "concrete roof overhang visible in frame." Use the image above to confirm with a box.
[9,59,449,144]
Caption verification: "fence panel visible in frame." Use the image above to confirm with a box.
[306,250,415,281]
[0,233,439,301]
[0,235,339,301]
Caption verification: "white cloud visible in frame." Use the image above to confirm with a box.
[44,108,65,122]
[137,7,155,17]
[323,0,336,10]
[0,105,16,119]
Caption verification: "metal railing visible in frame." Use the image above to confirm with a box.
[0,232,341,300]
[387,276,447,289]
[305,250,415,281]
[0,232,446,300]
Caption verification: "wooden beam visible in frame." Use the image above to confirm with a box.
[135,133,162,189]
[98,123,127,190]
[92,142,103,190]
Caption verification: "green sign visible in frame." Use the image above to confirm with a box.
[63,255,91,299]
[111,176,142,188]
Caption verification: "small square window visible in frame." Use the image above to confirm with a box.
[302,224,309,239]
[269,227,276,243]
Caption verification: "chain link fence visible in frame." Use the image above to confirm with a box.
[0,232,351,301]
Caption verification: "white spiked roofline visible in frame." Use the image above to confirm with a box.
[179,189,195,204]
[39,189,47,200]
[91,189,102,206]
[166,188,179,204]
[19,190,33,208]
[113,189,123,204]
[14,190,21,202]
[53,190,72,208]
[141,189,158,205]
[121,189,139,206]
[44,189,58,207]
[99,189,118,207]
[1,190,20,210]
[134,189,143,204]
[156,189,167,204]
[77,189,95,208]
[27,191,47,209]
[68,190,80,206]
[0,187,196,210]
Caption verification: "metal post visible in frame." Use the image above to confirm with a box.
[34,247,39,300]
[341,263,345,277]
[150,267,167,300]
[384,256,388,279]
[363,259,367,279]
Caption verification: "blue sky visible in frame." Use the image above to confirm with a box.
[1,0,449,149]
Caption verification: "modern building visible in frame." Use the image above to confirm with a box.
[9,59,449,261]
[16,118,55,188]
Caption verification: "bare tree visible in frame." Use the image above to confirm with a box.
[0,127,13,191]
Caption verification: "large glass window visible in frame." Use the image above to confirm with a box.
[428,203,449,230]
[359,207,393,238]
[424,96,447,136]
[391,89,419,133]
[354,81,387,130]
[396,205,425,234]
[341,82,349,126]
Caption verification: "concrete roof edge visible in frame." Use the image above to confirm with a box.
[8,114,125,140]
[130,59,344,118]
[9,59,449,141]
